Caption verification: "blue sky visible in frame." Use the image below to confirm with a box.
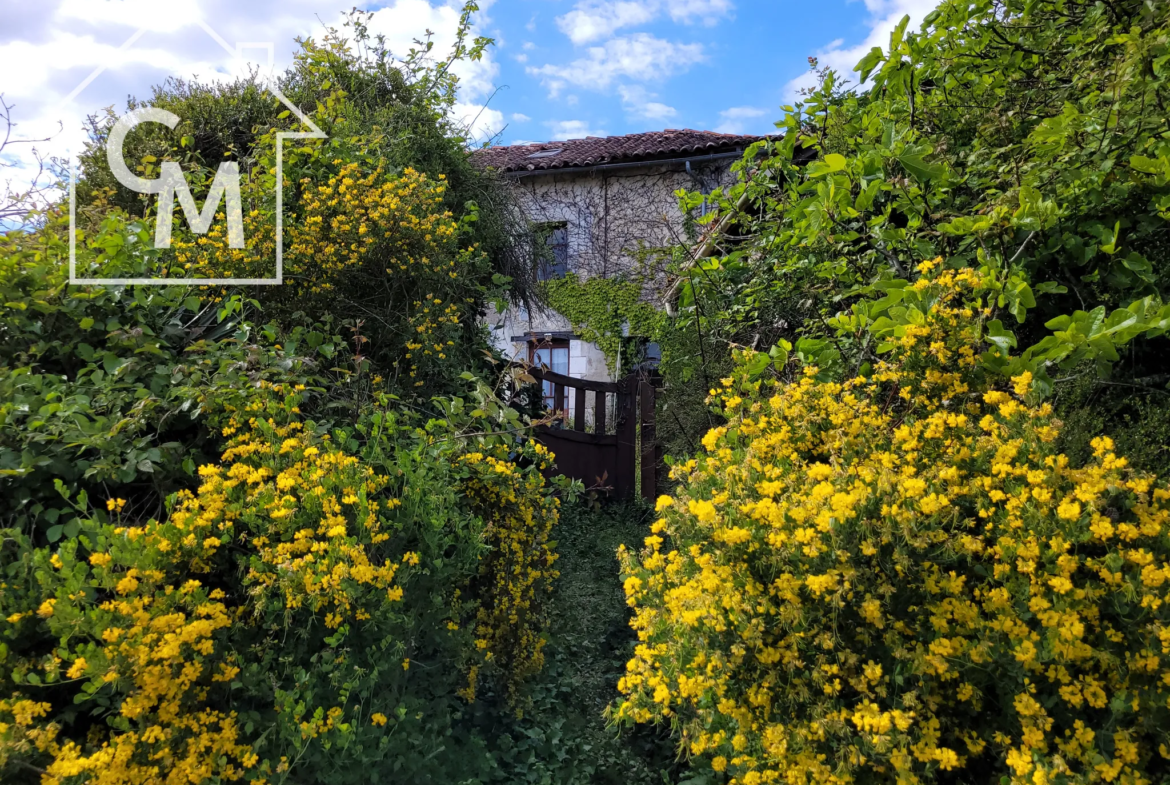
[482,0,902,144]
[0,0,939,175]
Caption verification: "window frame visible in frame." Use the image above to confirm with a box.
[532,221,569,281]
[529,337,571,410]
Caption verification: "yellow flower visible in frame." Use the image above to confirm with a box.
[611,265,1170,785]
[687,499,718,524]
[1012,370,1033,397]
[371,713,388,726]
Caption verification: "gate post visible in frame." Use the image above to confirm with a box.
[638,378,657,502]
[615,376,637,499]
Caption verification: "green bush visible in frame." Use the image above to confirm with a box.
[0,213,337,538]
[616,267,1170,785]
[665,0,1170,450]
[0,381,568,784]
[0,6,587,783]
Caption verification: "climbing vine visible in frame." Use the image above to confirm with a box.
[541,274,664,374]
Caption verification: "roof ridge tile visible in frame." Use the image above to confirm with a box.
[472,128,771,173]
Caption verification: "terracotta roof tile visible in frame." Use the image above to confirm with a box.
[471,128,772,173]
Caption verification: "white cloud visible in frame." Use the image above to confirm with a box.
[546,119,607,141]
[783,0,939,100]
[56,0,205,32]
[361,0,499,103]
[555,0,734,45]
[617,85,677,121]
[664,0,735,25]
[513,52,528,63]
[511,112,531,122]
[452,101,506,144]
[556,2,658,46]
[0,0,502,186]
[715,105,768,133]
[523,41,536,50]
[641,102,678,121]
[528,34,703,95]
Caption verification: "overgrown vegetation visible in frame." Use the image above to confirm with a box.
[603,2,1170,783]
[459,499,689,785]
[640,0,1170,465]
[0,6,643,783]
[618,265,1170,785]
[6,0,1170,783]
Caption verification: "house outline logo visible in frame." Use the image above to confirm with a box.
[65,19,327,286]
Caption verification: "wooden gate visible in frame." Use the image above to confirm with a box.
[518,366,660,501]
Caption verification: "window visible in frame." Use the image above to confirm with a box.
[530,338,570,409]
[533,222,569,280]
[622,337,662,371]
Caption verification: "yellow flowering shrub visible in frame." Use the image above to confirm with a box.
[458,442,561,705]
[0,383,565,782]
[81,64,496,401]
[160,152,486,391]
[616,266,1170,785]
[169,163,464,295]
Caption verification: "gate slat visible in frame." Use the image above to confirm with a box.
[510,362,656,501]
[639,379,657,502]
[574,385,586,431]
[554,383,565,422]
[615,380,637,499]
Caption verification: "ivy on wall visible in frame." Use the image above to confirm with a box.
[541,274,664,375]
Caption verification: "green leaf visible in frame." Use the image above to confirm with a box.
[889,14,911,52]
[854,46,885,83]
[768,342,790,370]
[897,152,945,182]
[824,153,848,172]
[985,320,1018,354]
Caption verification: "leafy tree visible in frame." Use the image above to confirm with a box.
[667,0,1170,465]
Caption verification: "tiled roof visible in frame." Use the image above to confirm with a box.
[472,129,772,173]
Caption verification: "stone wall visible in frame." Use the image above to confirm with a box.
[487,156,741,382]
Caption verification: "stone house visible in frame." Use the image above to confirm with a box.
[472,129,766,392]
